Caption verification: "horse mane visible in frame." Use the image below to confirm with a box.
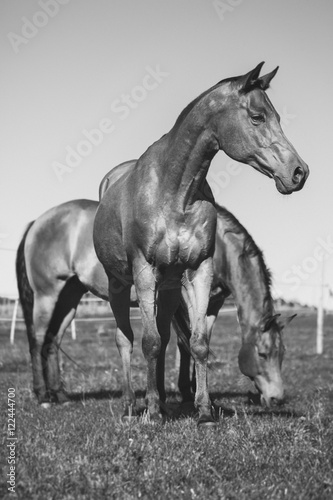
[173,69,271,132]
[215,203,273,314]
[172,76,237,131]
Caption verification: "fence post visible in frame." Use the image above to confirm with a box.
[10,299,19,345]
[316,259,326,355]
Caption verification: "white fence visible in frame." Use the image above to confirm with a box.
[0,297,143,344]
[1,296,238,345]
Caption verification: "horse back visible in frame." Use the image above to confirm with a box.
[25,199,100,295]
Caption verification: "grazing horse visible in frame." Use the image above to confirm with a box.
[93,63,309,424]
[174,204,295,407]
[16,197,291,410]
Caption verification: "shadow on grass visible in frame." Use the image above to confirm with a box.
[248,408,303,418]
[165,402,303,422]
[0,361,31,373]
[210,390,250,400]
[66,388,147,402]
[164,389,305,421]
[64,388,304,421]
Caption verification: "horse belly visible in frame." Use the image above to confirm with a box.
[75,247,109,300]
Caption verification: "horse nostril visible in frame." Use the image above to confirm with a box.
[292,166,304,185]
[270,397,284,407]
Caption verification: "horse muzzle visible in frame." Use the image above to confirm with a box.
[255,377,285,408]
[273,161,309,194]
[260,393,285,408]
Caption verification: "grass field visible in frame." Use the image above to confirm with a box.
[1,309,333,499]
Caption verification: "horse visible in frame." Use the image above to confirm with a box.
[93,62,309,425]
[173,204,295,406]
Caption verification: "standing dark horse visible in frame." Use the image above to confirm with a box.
[93,63,309,425]
[16,198,292,409]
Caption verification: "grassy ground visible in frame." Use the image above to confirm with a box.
[0,310,332,499]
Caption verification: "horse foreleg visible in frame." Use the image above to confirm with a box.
[186,258,215,426]
[109,283,135,419]
[133,260,162,421]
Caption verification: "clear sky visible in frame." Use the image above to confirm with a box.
[1,0,332,307]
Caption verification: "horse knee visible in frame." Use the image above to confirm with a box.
[190,336,209,361]
[116,333,133,354]
[142,334,161,359]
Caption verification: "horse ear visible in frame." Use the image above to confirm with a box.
[238,343,258,378]
[240,61,265,93]
[260,313,281,332]
[258,66,279,90]
[277,313,297,331]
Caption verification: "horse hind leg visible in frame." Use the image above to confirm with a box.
[44,276,86,404]
[32,294,59,406]
[156,287,182,406]
[172,293,194,403]
[133,259,183,421]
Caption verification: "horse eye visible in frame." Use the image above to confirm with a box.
[251,114,265,125]
[258,352,267,360]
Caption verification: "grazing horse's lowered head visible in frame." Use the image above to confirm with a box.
[207,62,309,194]
[238,314,295,407]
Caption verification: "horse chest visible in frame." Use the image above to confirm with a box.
[179,223,214,265]
[151,206,215,268]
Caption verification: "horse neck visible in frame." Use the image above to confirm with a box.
[216,220,273,342]
[141,90,226,208]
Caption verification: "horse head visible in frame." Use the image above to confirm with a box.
[238,313,296,407]
[210,62,309,194]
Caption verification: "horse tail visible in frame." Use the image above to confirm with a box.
[15,222,35,346]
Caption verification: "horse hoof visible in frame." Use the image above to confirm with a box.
[56,392,70,405]
[149,413,163,424]
[197,415,217,428]
[61,401,71,407]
